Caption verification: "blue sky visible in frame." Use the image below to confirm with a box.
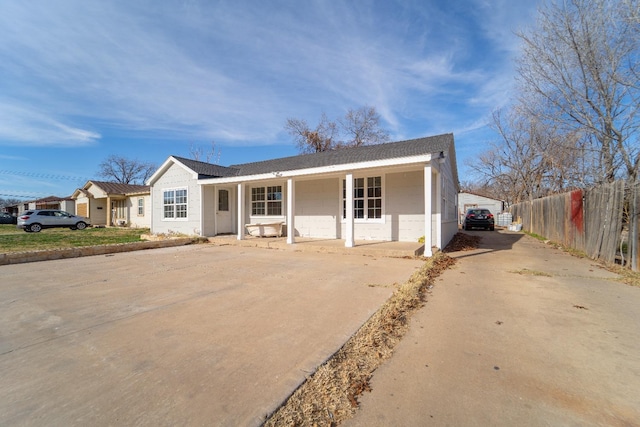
[0,0,539,200]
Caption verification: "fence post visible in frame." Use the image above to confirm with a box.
[633,182,639,271]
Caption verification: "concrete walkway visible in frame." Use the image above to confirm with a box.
[207,235,426,258]
[346,230,640,426]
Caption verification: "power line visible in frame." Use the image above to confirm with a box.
[0,170,90,182]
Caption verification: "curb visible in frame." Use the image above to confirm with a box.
[0,238,198,266]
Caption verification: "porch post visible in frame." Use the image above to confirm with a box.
[199,184,204,237]
[435,167,442,249]
[423,165,433,257]
[106,196,112,227]
[213,185,218,236]
[237,183,245,240]
[287,178,295,244]
[345,173,355,248]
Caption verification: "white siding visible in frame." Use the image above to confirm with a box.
[295,178,339,238]
[201,186,216,236]
[385,171,425,242]
[151,164,201,236]
[337,171,426,243]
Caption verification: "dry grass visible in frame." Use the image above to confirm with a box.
[509,268,553,277]
[607,264,640,287]
[263,251,456,426]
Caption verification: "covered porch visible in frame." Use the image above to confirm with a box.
[202,161,446,257]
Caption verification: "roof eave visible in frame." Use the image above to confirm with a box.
[198,153,436,185]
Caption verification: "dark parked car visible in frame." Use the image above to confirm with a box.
[0,212,17,224]
[17,209,91,232]
[463,208,495,231]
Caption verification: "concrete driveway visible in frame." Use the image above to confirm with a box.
[347,230,640,426]
[0,244,425,426]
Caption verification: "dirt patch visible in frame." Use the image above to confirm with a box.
[442,232,481,252]
[263,252,456,426]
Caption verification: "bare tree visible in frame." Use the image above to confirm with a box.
[0,197,21,208]
[468,108,589,205]
[516,0,640,183]
[286,106,388,153]
[189,140,221,164]
[285,113,338,154]
[339,106,389,147]
[98,155,156,185]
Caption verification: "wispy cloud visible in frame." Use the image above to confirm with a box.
[0,103,101,146]
[0,0,537,150]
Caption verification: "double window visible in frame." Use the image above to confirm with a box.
[343,176,382,220]
[252,185,282,216]
[163,188,187,219]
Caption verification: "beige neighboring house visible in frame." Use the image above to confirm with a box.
[12,195,76,215]
[71,181,151,228]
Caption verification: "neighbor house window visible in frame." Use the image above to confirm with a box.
[138,198,144,216]
[163,188,187,219]
[113,200,126,219]
[343,176,383,220]
[251,185,282,216]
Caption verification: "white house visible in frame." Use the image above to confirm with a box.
[147,133,460,256]
[71,181,151,228]
[458,191,504,223]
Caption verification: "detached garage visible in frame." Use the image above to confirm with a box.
[458,192,504,224]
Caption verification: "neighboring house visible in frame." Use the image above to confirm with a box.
[71,181,151,228]
[458,191,505,223]
[10,196,75,215]
[148,133,460,256]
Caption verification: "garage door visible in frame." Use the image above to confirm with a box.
[77,203,88,217]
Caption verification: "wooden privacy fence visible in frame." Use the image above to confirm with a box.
[510,181,634,266]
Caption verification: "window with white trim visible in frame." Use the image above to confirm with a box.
[251,185,282,216]
[343,176,383,220]
[163,188,187,219]
[137,198,144,216]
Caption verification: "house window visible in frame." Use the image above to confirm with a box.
[251,185,282,216]
[343,176,383,220]
[113,200,126,219]
[367,176,382,219]
[251,187,265,215]
[138,198,144,216]
[163,188,187,219]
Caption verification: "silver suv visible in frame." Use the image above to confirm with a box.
[17,209,91,233]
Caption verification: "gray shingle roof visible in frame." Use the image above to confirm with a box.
[171,156,240,178]
[90,181,150,195]
[236,133,453,175]
[173,133,453,178]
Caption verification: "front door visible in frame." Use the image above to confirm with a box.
[216,188,233,234]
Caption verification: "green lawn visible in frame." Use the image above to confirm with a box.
[0,225,150,253]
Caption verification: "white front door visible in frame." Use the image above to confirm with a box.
[216,188,233,234]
